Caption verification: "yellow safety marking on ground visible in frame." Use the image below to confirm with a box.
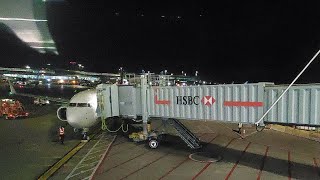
[38,142,86,180]
[270,124,320,141]
[38,130,101,180]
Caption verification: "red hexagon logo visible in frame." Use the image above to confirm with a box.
[201,96,216,106]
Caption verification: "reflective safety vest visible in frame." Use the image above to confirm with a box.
[59,127,65,135]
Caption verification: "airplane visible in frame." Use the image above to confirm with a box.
[56,88,100,139]
[6,76,100,140]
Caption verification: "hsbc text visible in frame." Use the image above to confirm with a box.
[176,96,200,105]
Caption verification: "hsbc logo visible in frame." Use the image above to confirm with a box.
[201,96,216,106]
[176,95,216,106]
[176,96,200,105]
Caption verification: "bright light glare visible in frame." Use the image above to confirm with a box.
[0,17,47,22]
[32,46,56,49]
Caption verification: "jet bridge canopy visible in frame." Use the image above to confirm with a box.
[97,82,267,125]
[97,80,320,127]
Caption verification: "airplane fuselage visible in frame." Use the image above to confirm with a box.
[57,89,100,129]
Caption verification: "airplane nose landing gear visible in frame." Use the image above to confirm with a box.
[81,128,90,142]
[81,132,90,142]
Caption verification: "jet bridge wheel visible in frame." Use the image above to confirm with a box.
[148,138,159,149]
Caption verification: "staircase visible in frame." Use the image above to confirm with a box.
[168,118,202,149]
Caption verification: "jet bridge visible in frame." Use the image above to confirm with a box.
[97,80,267,124]
[96,76,320,148]
[96,77,267,148]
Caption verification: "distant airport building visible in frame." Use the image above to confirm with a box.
[0,66,206,87]
[124,72,203,86]
[0,67,105,85]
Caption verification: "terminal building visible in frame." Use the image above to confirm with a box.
[0,67,206,87]
[0,67,118,86]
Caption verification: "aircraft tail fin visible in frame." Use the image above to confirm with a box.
[8,79,16,95]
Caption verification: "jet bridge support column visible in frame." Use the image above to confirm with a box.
[141,76,149,136]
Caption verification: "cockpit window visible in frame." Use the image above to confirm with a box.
[69,103,76,107]
[69,103,91,107]
[77,103,90,107]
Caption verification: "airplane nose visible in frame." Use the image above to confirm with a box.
[66,107,97,128]
[57,107,67,121]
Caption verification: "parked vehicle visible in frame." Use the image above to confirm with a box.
[0,99,29,119]
[33,97,50,106]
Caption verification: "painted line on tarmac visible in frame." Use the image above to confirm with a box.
[197,132,214,138]
[109,143,145,157]
[37,131,101,180]
[37,142,86,180]
[257,146,269,180]
[195,133,205,139]
[158,157,189,180]
[192,136,234,180]
[313,158,320,177]
[158,134,221,179]
[199,133,218,143]
[112,137,130,146]
[103,150,151,173]
[89,135,117,180]
[120,153,170,180]
[221,138,237,153]
[225,142,252,180]
[192,163,211,180]
[207,133,220,143]
[242,129,260,139]
[288,151,292,180]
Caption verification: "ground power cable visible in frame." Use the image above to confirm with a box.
[101,116,129,133]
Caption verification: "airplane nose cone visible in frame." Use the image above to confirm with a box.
[66,107,97,128]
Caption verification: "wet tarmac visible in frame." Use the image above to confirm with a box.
[91,127,320,180]
[0,83,91,179]
[0,108,82,179]
[45,120,320,180]
[2,114,320,179]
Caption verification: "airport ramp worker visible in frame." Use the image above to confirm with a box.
[59,126,65,144]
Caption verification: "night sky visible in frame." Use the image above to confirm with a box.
[2,0,320,83]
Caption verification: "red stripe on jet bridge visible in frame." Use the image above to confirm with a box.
[155,95,170,105]
[224,101,263,107]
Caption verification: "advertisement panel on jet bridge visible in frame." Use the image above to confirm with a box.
[147,83,266,124]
